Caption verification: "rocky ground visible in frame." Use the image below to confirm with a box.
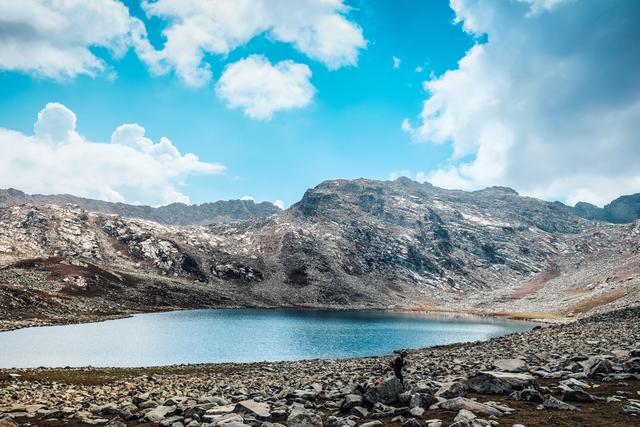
[1,307,639,427]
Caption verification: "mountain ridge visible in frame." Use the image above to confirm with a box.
[1,177,638,331]
[3,181,639,225]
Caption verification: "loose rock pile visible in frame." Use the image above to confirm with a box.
[1,307,639,427]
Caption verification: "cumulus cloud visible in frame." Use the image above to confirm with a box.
[240,195,256,202]
[0,0,136,79]
[0,103,224,205]
[273,199,285,210]
[392,56,401,69]
[404,0,640,206]
[136,0,365,86]
[215,55,315,120]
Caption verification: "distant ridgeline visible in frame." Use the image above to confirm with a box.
[1,185,638,225]
[0,188,281,225]
[570,194,640,224]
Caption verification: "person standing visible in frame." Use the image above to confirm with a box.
[392,350,408,384]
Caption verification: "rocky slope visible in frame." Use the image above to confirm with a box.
[1,307,639,427]
[0,178,638,329]
[0,188,281,225]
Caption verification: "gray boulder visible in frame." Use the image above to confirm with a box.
[145,406,178,423]
[435,381,466,398]
[579,356,613,377]
[286,406,322,427]
[363,377,404,405]
[464,371,537,395]
[341,395,363,412]
[622,357,640,373]
[409,393,438,409]
[324,416,353,427]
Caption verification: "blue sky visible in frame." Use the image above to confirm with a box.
[1,0,638,207]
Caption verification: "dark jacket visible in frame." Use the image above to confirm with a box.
[393,356,405,373]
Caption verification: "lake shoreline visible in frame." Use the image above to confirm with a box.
[1,306,638,427]
[0,303,561,334]
[0,307,536,369]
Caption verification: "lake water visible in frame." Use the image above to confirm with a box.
[0,309,534,368]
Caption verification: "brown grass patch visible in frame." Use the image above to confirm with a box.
[569,288,628,314]
[395,306,563,321]
[510,267,560,299]
[566,286,589,296]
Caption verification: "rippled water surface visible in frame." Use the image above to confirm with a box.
[0,309,534,368]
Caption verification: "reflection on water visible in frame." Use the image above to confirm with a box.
[0,309,534,368]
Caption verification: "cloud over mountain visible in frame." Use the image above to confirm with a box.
[405,0,640,206]
[0,103,224,205]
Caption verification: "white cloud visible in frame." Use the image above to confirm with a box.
[0,0,136,79]
[392,56,401,69]
[415,66,423,73]
[215,55,315,120]
[240,195,256,202]
[0,103,224,205]
[405,0,640,206]
[273,199,285,210]
[135,0,366,86]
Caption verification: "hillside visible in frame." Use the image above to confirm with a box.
[0,178,638,330]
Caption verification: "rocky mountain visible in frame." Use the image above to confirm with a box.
[0,178,638,330]
[573,193,640,223]
[0,188,281,225]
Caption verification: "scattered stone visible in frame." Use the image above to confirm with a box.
[562,389,596,403]
[508,388,543,403]
[286,406,322,427]
[493,359,526,373]
[620,404,640,415]
[235,400,271,421]
[454,409,476,423]
[542,395,578,411]
[559,378,590,389]
[438,398,503,417]
[401,418,421,427]
[409,407,425,418]
[341,394,363,411]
